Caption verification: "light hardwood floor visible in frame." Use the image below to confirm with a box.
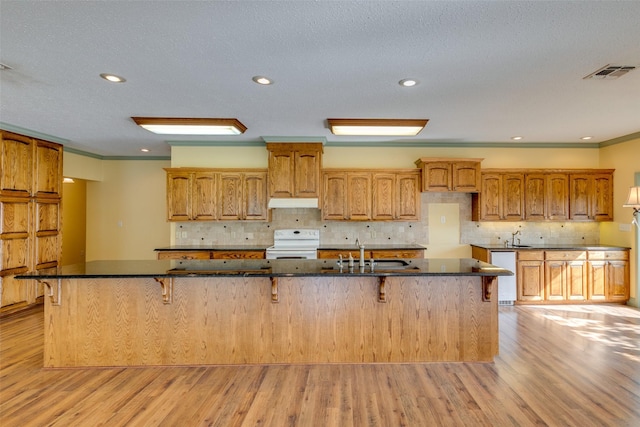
[1,304,639,426]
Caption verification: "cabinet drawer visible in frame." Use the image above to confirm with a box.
[212,250,265,260]
[318,250,372,259]
[157,251,211,260]
[517,250,544,261]
[371,250,424,259]
[588,251,629,261]
[544,251,586,261]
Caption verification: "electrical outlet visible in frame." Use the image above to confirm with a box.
[619,223,632,232]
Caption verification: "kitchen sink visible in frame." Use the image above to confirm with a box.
[331,259,420,272]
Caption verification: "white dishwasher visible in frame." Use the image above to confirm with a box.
[490,251,517,305]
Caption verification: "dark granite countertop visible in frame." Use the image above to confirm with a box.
[471,244,630,251]
[155,244,427,252]
[16,258,511,279]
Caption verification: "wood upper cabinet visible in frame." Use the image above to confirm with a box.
[266,142,322,199]
[323,169,419,221]
[475,169,612,222]
[219,171,268,221]
[569,172,614,221]
[415,158,482,192]
[165,168,267,222]
[1,132,33,197]
[525,173,569,221]
[472,172,524,221]
[33,139,63,199]
[372,171,420,221]
[322,171,371,221]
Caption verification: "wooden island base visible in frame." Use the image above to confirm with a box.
[44,275,498,367]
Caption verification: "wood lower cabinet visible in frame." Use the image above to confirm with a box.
[544,251,587,301]
[165,168,268,222]
[587,251,629,302]
[157,250,265,260]
[317,249,424,260]
[0,131,62,311]
[322,169,420,221]
[517,251,545,302]
[507,248,628,304]
[415,158,482,192]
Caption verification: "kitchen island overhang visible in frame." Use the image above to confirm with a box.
[17,259,512,368]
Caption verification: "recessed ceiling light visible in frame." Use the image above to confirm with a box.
[63,177,75,184]
[399,79,418,87]
[511,136,523,141]
[580,136,593,140]
[252,76,273,85]
[140,148,150,152]
[327,118,428,136]
[131,117,247,135]
[99,73,126,83]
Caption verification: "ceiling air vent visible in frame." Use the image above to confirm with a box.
[583,64,636,80]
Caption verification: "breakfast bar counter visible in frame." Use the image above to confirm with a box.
[18,259,511,367]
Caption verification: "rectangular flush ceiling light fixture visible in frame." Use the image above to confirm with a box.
[327,118,428,136]
[131,117,247,135]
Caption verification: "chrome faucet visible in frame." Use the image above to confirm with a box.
[511,230,521,247]
[355,238,365,267]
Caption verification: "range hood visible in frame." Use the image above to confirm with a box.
[268,198,319,209]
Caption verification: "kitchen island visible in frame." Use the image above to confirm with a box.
[17,258,511,367]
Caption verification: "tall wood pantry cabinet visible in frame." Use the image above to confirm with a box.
[1,130,63,312]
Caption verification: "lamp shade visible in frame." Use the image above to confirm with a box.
[623,186,640,209]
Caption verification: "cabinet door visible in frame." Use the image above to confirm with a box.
[33,139,62,199]
[423,162,452,191]
[192,172,217,220]
[476,173,502,221]
[0,131,33,197]
[607,261,629,301]
[546,174,569,221]
[525,174,546,221]
[218,173,243,220]
[294,150,321,198]
[396,173,420,220]
[566,260,587,301]
[518,260,545,301]
[591,173,613,221]
[545,260,567,301]
[347,173,372,220]
[34,199,60,269]
[569,174,591,221]
[0,197,31,308]
[452,161,481,192]
[502,174,524,220]
[322,173,348,220]
[166,172,192,221]
[371,250,424,259]
[268,149,294,198]
[587,260,607,301]
[372,173,395,220]
[243,172,268,221]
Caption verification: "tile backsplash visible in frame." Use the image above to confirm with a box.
[175,193,600,247]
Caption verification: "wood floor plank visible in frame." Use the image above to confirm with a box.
[1,304,639,426]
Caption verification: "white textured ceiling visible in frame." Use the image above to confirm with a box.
[1,1,639,157]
